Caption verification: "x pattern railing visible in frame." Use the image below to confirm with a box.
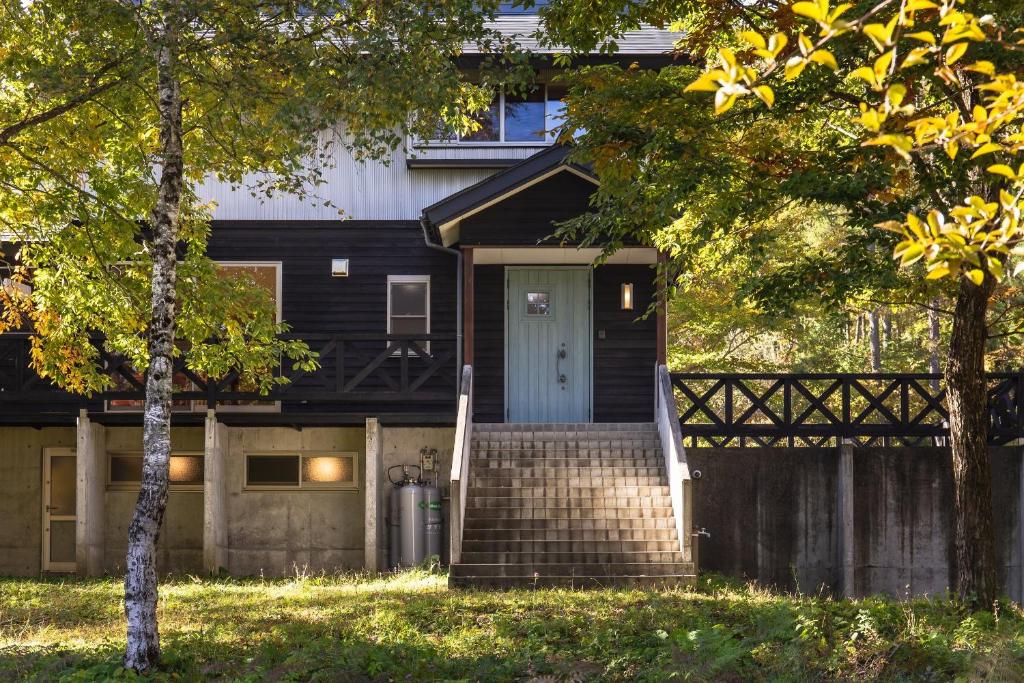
[671,372,1024,447]
[0,332,458,410]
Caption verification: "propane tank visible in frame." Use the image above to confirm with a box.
[388,464,422,569]
[421,482,443,562]
[398,478,425,567]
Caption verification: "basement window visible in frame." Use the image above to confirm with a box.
[108,453,204,489]
[245,453,357,490]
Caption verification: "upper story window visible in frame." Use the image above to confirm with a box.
[431,84,568,145]
[387,275,430,336]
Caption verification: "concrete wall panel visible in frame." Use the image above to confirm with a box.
[224,427,365,576]
[688,448,840,594]
[0,427,76,576]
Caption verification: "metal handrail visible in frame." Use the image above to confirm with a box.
[656,364,694,564]
[448,365,473,565]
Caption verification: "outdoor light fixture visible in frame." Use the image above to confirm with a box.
[331,258,350,277]
[621,282,634,310]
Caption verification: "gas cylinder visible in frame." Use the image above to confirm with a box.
[421,483,443,562]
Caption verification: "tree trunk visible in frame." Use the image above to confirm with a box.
[124,11,183,673]
[929,302,941,393]
[869,309,881,371]
[945,276,998,609]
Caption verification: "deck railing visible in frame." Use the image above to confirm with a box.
[0,331,458,409]
[670,371,1024,447]
[655,365,695,563]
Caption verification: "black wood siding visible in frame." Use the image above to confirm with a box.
[470,263,656,423]
[207,221,459,414]
[593,265,656,422]
[472,265,505,422]
[460,171,596,246]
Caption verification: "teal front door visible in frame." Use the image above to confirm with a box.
[505,267,592,422]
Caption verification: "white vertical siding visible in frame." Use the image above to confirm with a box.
[197,128,498,221]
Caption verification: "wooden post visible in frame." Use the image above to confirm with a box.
[463,247,475,366]
[656,251,668,365]
[838,438,856,598]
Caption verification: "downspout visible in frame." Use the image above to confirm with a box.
[420,216,463,374]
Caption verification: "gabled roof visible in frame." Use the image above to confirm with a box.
[421,144,597,246]
[463,15,682,55]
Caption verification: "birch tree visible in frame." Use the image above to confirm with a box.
[0,0,514,671]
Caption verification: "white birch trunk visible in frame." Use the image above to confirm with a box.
[123,6,183,672]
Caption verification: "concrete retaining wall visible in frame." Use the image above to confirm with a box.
[689,446,1024,602]
[0,422,457,578]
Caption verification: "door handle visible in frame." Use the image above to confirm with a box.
[556,343,567,388]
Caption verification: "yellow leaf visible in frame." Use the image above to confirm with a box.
[739,31,767,49]
[901,47,933,69]
[785,56,808,80]
[945,139,959,159]
[970,143,1002,159]
[685,71,724,93]
[849,66,876,84]
[945,42,968,65]
[753,85,775,107]
[906,31,937,44]
[714,88,738,114]
[809,49,838,70]
[926,265,951,279]
[987,164,1018,179]
[792,1,826,22]
[963,60,995,76]
[906,0,939,9]
[966,269,985,285]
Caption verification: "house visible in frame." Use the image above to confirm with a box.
[0,11,695,587]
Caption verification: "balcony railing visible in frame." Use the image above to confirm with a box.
[0,332,458,412]
[670,372,1024,447]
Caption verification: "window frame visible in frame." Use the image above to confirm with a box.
[243,452,360,491]
[106,451,205,491]
[387,274,431,355]
[420,84,562,146]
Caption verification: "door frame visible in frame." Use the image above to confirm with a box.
[504,265,593,422]
[41,447,76,572]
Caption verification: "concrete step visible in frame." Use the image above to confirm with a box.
[472,442,662,452]
[460,550,683,564]
[463,528,681,542]
[467,485,671,498]
[474,422,658,434]
[462,539,681,553]
[449,574,695,589]
[463,517,678,530]
[450,561,694,578]
[472,477,669,489]
[463,507,675,520]
[472,457,664,468]
[467,496,674,509]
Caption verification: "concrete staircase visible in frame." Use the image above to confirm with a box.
[450,422,696,588]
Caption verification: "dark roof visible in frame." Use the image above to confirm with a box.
[420,144,595,234]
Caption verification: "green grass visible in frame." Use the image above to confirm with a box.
[1,572,1023,682]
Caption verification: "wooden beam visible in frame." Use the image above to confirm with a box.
[656,251,668,365]
[463,247,475,366]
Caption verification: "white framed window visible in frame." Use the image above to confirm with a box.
[244,452,358,490]
[424,84,567,145]
[387,275,430,354]
[107,452,205,490]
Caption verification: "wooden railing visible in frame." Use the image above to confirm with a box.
[0,332,458,409]
[655,365,695,564]
[670,371,1024,447]
[448,365,473,565]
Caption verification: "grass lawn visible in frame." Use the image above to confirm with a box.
[1,572,1023,682]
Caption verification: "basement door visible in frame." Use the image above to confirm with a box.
[505,267,592,422]
[42,448,76,572]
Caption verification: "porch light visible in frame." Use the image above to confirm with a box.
[331,259,349,277]
[621,283,634,310]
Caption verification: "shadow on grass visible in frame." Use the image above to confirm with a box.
[1,573,1023,681]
